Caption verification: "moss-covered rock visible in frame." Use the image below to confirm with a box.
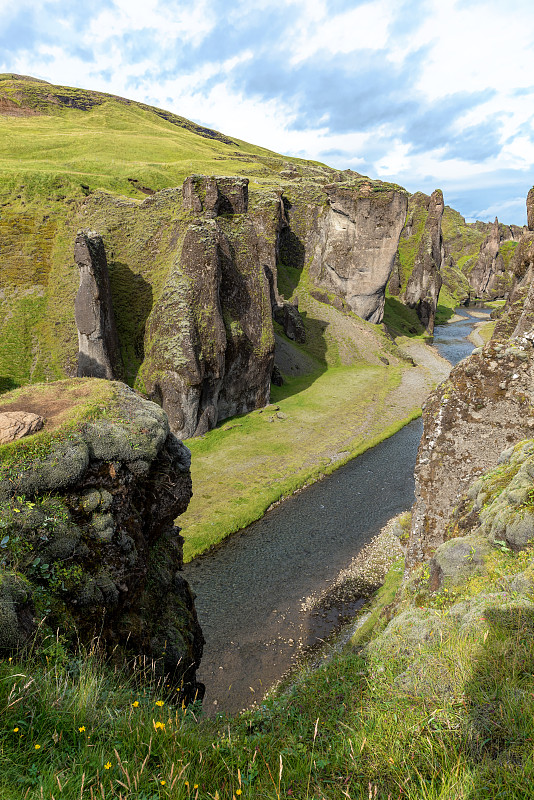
[0,378,203,701]
[0,571,35,653]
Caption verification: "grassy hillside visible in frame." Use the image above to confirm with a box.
[0,73,327,199]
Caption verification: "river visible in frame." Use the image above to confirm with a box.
[182,308,492,715]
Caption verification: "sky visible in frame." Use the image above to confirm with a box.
[1,0,534,224]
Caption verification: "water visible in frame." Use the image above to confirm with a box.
[433,308,492,365]
[183,309,488,714]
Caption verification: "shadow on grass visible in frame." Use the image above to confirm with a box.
[253,602,534,798]
[270,309,329,402]
[108,261,153,386]
[0,376,18,394]
[435,303,456,325]
[383,296,424,337]
[463,606,534,797]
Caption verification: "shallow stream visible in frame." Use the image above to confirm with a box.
[182,308,492,715]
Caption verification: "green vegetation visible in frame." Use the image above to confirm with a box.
[0,380,120,479]
[499,239,519,269]
[181,362,421,561]
[382,296,425,337]
[3,536,534,799]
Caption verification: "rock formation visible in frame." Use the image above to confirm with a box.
[528,187,534,231]
[0,379,203,702]
[0,411,43,444]
[309,183,408,323]
[468,217,504,297]
[406,334,534,568]
[142,181,279,439]
[467,217,521,300]
[403,190,444,334]
[406,191,534,569]
[182,175,249,215]
[74,231,122,380]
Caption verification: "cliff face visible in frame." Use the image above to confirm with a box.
[141,187,278,438]
[406,190,534,568]
[309,184,408,323]
[406,334,534,568]
[466,218,522,300]
[0,75,417,432]
[0,379,203,701]
[402,190,444,334]
[1,166,411,438]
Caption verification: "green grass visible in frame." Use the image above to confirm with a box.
[3,546,534,799]
[383,296,425,337]
[0,81,328,204]
[180,362,422,561]
[476,320,497,344]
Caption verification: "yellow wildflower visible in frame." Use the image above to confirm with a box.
[104,762,112,770]
[160,780,166,786]
[132,700,139,708]
[236,791,242,796]
[155,700,164,707]
[154,721,165,730]
[35,744,41,750]
[13,727,18,733]
[78,726,86,732]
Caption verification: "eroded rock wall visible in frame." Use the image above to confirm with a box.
[309,184,408,323]
[406,205,534,569]
[142,182,279,439]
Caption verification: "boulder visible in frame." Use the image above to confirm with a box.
[429,536,492,590]
[0,411,43,444]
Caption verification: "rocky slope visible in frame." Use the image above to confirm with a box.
[0,379,203,701]
[406,190,534,569]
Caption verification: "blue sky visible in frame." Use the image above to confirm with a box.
[1,0,534,224]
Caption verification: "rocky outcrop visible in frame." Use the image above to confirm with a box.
[527,187,534,231]
[309,184,408,323]
[406,188,534,568]
[0,411,43,443]
[404,190,444,334]
[74,231,122,379]
[0,379,203,702]
[182,175,249,215]
[406,318,534,569]
[468,218,506,298]
[142,182,279,439]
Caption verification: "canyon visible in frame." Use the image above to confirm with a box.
[3,78,534,799]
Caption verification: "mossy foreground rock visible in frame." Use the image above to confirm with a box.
[0,378,203,702]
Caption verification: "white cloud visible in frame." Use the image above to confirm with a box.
[88,0,215,48]
[290,0,393,64]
